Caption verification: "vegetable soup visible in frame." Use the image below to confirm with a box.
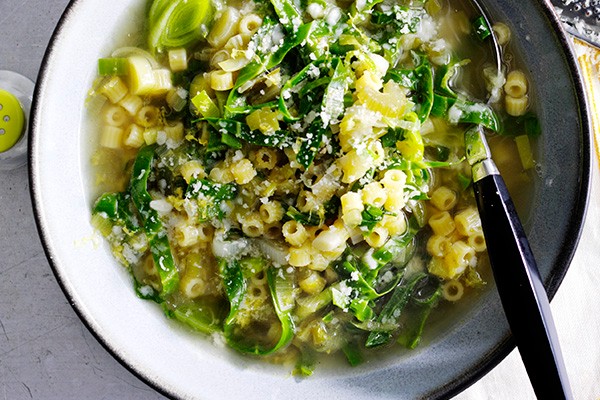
[89,0,538,374]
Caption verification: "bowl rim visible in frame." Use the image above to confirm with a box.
[28,0,592,399]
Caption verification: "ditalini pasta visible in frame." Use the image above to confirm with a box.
[89,0,539,375]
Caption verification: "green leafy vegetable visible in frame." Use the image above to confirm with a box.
[185,178,238,221]
[365,273,432,348]
[129,145,180,296]
[360,205,385,232]
[286,205,324,226]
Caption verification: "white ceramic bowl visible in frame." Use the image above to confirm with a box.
[30,0,591,398]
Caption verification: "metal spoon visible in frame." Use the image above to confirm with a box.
[464,1,573,398]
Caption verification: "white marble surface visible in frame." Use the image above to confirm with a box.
[1,1,598,399]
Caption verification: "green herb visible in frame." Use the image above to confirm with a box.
[129,145,179,296]
[186,178,238,221]
[472,16,492,41]
[360,205,385,232]
[297,119,325,169]
[286,205,324,226]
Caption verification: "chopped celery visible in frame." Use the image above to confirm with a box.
[128,56,172,95]
[515,134,534,170]
[98,58,129,76]
[192,90,220,118]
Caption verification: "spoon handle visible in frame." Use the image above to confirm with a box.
[473,173,573,399]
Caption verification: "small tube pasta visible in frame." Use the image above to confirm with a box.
[337,149,372,183]
[99,76,128,103]
[180,160,206,183]
[253,148,278,170]
[176,224,200,247]
[454,207,482,236]
[197,224,214,243]
[247,281,268,300]
[241,212,265,237]
[309,252,329,271]
[342,209,363,227]
[263,222,282,240]
[341,191,364,226]
[259,201,284,224]
[135,105,161,127]
[164,121,185,143]
[251,270,267,285]
[118,94,143,116]
[430,186,457,211]
[143,127,160,145]
[505,94,528,116]
[282,220,309,247]
[447,240,476,271]
[231,158,257,184]
[100,125,124,149]
[289,244,312,267]
[207,7,240,48]
[365,226,389,248]
[312,226,348,252]
[123,123,146,148]
[442,280,464,302]
[468,231,487,252]
[209,166,234,184]
[504,70,528,98]
[189,73,214,98]
[492,22,511,45]
[428,211,456,237]
[427,234,451,258]
[238,14,262,35]
[341,191,363,211]
[362,182,387,208]
[181,277,207,299]
[381,169,407,189]
[298,270,327,295]
[381,214,407,236]
[384,186,406,212]
[103,105,128,127]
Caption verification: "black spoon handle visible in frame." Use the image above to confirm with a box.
[473,173,573,399]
